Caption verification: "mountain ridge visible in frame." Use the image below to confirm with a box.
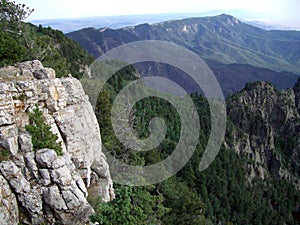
[67,14,300,75]
[67,14,300,95]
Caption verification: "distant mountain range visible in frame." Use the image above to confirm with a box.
[67,14,300,96]
[29,10,300,34]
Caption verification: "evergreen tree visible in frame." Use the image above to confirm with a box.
[90,186,168,225]
[25,105,63,156]
[0,0,34,34]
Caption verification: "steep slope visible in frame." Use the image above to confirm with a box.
[132,60,299,96]
[209,62,299,96]
[0,61,114,225]
[90,70,300,224]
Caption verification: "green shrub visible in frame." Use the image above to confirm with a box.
[25,105,63,156]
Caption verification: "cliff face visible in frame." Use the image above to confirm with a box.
[226,81,300,187]
[0,61,114,225]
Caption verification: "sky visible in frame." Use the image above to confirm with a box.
[16,0,300,24]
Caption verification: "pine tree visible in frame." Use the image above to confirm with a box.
[0,0,34,34]
[25,105,63,156]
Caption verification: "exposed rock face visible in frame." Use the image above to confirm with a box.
[0,173,19,225]
[0,61,114,224]
[226,81,300,187]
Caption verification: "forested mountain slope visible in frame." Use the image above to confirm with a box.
[68,14,300,75]
[88,64,300,224]
[1,2,299,224]
[67,14,300,95]
[1,19,93,78]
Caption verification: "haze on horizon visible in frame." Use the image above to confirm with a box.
[16,0,300,29]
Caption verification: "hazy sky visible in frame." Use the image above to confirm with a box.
[17,0,300,23]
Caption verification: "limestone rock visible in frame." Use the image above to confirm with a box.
[24,152,39,180]
[42,185,68,211]
[52,157,66,169]
[39,169,51,186]
[0,161,32,199]
[0,60,114,224]
[16,60,55,80]
[60,77,86,105]
[0,160,20,179]
[18,133,33,153]
[0,124,18,155]
[12,153,25,169]
[51,165,73,186]
[0,174,19,225]
[18,187,43,219]
[35,148,57,169]
[53,101,101,169]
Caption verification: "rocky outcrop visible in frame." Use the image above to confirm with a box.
[226,81,300,187]
[0,60,114,224]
